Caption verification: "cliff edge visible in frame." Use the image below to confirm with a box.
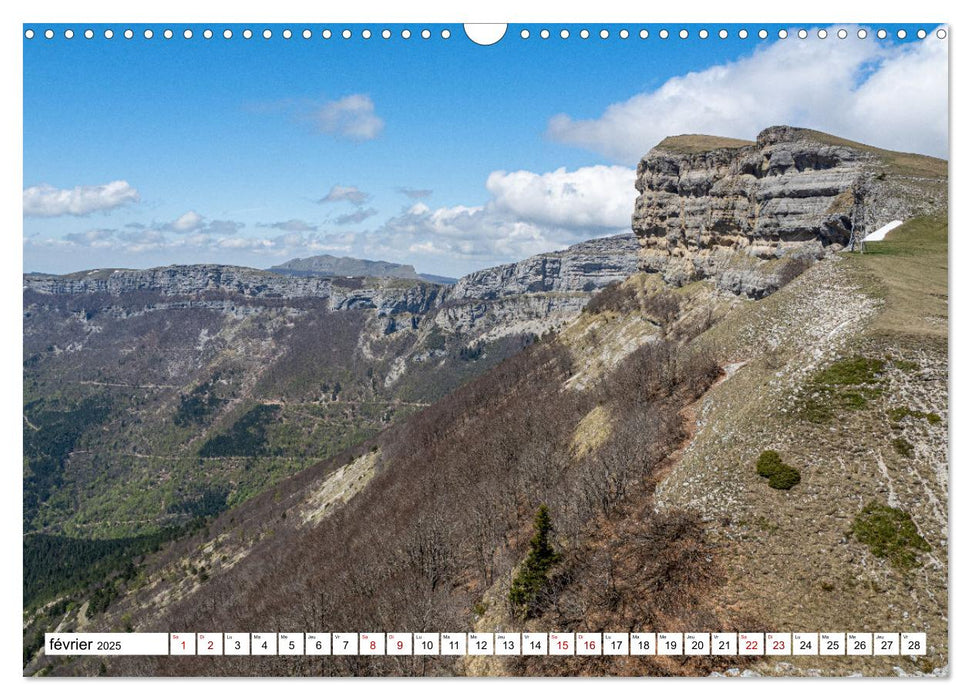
[632,125,946,296]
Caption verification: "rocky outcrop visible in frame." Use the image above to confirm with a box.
[632,126,947,294]
[23,234,640,336]
[23,265,443,315]
[329,281,443,316]
[448,233,639,300]
[24,265,336,298]
[426,233,639,340]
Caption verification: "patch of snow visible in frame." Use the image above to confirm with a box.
[863,220,904,242]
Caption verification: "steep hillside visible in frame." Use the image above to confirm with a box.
[28,214,947,676]
[29,271,730,677]
[653,216,948,676]
[22,233,638,608]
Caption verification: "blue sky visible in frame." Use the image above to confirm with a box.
[23,23,947,276]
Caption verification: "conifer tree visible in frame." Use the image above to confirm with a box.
[508,504,560,618]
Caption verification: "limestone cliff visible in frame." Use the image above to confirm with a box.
[22,265,444,316]
[632,126,947,295]
[24,234,639,339]
[448,233,639,300]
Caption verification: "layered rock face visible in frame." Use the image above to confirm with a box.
[24,265,337,298]
[632,126,947,293]
[432,233,640,339]
[448,233,639,300]
[23,233,640,338]
[23,265,444,316]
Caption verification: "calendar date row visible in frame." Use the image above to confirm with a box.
[46,631,927,657]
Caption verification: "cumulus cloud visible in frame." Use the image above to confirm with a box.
[312,94,384,142]
[486,166,635,229]
[63,229,117,248]
[160,211,243,236]
[205,220,244,235]
[258,219,318,232]
[548,27,948,163]
[334,207,378,225]
[23,180,140,217]
[117,228,170,252]
[165,210,205,233]
[398,187,433,200]
[366,164,636,267]
[378,203,559,262]
[318,185,371,205]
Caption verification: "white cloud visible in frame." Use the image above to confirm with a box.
[259,219,318,232]
[117,228,169,253]
[166,210,205,233]
[313,94,384,142]
[334,207,378,225]
[548,27,948,163]
[161,211,243,235]
[63,229,117,248]
[398,187,433,200]
[378,203,559,263]
[217,237,271,250]
[319,185,371,205]
[31,226,354,261]
[205,220,244,235]
[486,166,635,229]
[368,164,635,267]
[23,180,140,217]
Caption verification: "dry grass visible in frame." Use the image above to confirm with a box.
[845,216,948,339]
[299,450,379,525]
[791,128,947,179]
[653,242,948,675]
[653,127,946,179]
[656,134,755,154]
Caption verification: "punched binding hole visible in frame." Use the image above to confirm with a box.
[465,24,507,45]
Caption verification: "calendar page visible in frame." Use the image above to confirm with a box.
[21,13,949,680]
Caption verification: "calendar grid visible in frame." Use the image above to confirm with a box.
[44,632,928,657]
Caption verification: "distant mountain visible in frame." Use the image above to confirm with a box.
[269,253,419,278]
[268,254,456,285]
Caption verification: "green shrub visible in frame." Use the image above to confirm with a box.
[755,450,801,490]
[756,450,785,477]
[768,466,801,490]
[852,501,930,570]
[888,406,914,421]
[890,358,920,372]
